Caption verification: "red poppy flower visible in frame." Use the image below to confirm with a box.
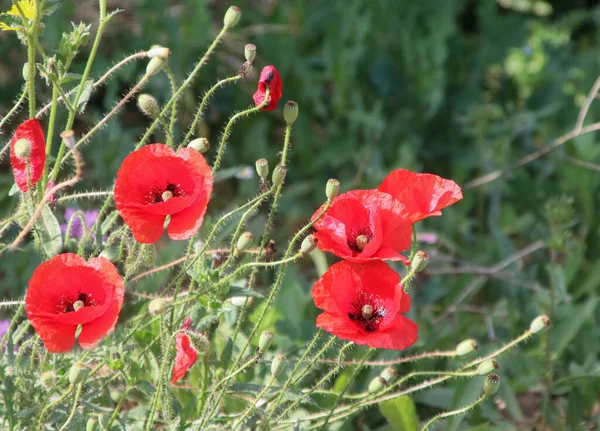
[25,253,125,353]
[312,260,417,350]
[311,189,412,264]
[378,169,463,224]
[171,317,198,383]
[114,144,213,243]
[9,119,46,192]
[253,65,282,111]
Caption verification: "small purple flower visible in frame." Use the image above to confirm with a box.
[60,208,100,240]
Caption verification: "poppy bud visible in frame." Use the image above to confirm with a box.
[477,359,499,375]
[86,418,98,431]
[40,370,56,389]
[224,6,242,28]
[301,234,317,253]
[368,376,386,393]
[271,354,287,376]
[455,338,478,356]
[244,44,256,63]
[60,129,76,149]
[410,251,429,273]
[148,298,169,315]
[272,165,287,186]
[380,367,397,385]
[23,63,29,81]
[137,94,161,119]
[326,179,340,200]
[255,158,269,180]
[231,296,254,308]
[146,56,166,77]
[237,232,254,252]
[258,330,274,353]
[99,246,119,263]
[483,373,500,395]
[69,362,89,385]
[13,138,32,158]
[147,45,171,59]
[283,101,299,125]
[530,315,551,334]
[188,137,210,153]
[190,332,210,354]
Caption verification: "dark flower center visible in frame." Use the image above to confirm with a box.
[346,227,373,254]
[147,182,186,204]
[60,292,97,313]
[347,294,386,332]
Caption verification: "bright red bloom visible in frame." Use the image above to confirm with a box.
[312,189,412,264]
[378,169,463,224]
[312,260,417,350]
[114,144,213,243]
[9,119,46,192]
[253,65,282,111]
[171,317,198,383]
[25,253,125,353]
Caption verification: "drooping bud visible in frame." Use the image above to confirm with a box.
[380,367,398,385]
[148,298,169,315]
[86,418,98,431]
[361,304,373,320]
[40,370,57,389]
[236,232,254,252]
[301,234,317,253]
[147,45,171,59]
[477,359,499,375]
[244,44,256,63]
[455,339,478,356]
[368,376,386,393]
[283,101,299,125]
[483,373,501,395]
[231,296,254,308]
[272,165,287,186]
[137,94,161,119]
[258,330,274,353]
[188,137,210,153]
[145,56,166,77]
[224,6,242,28]
[326,179,340,200]
[255,158,269,180]
[410,251,429,273]
[271,354,287,376]
[60,129,76,149]
[530,315,551,334]
[69,362,89,385]
[13,139,32,158]
[356,235,369,251]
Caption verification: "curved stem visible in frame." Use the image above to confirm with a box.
[420,394,488,431]
[233,375,277,431]
[0,86,27,143]
[58,384,83,431]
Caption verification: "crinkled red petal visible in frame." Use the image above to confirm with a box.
[171,332,198,383]
[9,119,46,192]
[253,65,282,110]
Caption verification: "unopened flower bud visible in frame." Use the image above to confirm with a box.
[224,6,242,28]
[483,373,501,395]
[22,63,29,81]
[271,354,287,376]
[137,94,161,119]
[147,45,171,59]
[190,333,210,354]
[148,298,169,315]
[301,234,317,253]
[380,367,397,385]
[410,251,429,273]
[255,158,269,180]
[272,165,287,186]
[99,246,119,263]
[145,56,166,77]
[244,44,256,63]
[477,359,499,375]
[40,370,56,389]
[188,137,210,153]
[283,101,299,124]
[530,315,551,334]
[455,339,478,356]
[368,376,386,393]
[231,296,254,308]
[237,232,254,251]
[326,179,340,200]
[258,330,274,353]
[13,138,32,158]
[60,129,76,149]
[86,418,98,431]
[69,362,89,385]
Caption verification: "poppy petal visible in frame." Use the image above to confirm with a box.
[9,119,46,192]
[171,332,198,383]
[29,317,77,353]
[78,300,121,350]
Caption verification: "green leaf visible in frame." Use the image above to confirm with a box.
[551,298,599,359]
[379,396,420,431]
[67,79,94,113]
[8,183,20,196]
[35,204,63,257]
[227,285,264,299]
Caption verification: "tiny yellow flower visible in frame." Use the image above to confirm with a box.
[0,0,36,32]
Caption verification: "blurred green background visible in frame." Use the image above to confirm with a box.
[1,0,600,429]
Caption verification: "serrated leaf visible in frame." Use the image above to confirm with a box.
[379,396,420,431]
[220,338,234,369]
[35,204,63,257]
[67,79,94,113]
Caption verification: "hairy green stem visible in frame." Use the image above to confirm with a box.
[58,384,83,431]
[420,394,489,431]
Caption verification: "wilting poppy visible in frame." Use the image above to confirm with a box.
[312,260,417,350]
[312,189,412,264]
[377,169,463,224]
[25,253,125,353]
[114,144,213,243]
[253,65,282,111]
[171,317,198,383]
[9,118,46,192]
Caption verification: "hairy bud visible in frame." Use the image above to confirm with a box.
[148,298,169,315]
[40,370,57,389]
[137,94,161,119]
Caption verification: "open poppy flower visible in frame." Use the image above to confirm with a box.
[25,253,125,353]
[311,189,412,264]
[377,169,463,224]
[253,65,282,111]
[312,260,417,350]
[114,144,213,243]
[171,317,198,383]
[9,118,46,192]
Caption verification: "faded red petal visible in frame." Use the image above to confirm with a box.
[171,332,198,383]
[9,119,46,192]
[253,65,283,111]
[378,169,463,223]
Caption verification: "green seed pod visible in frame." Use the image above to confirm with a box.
[188,137,210,153]
[40,370,56,389]
[86,418,98,431]
[368,376,386,393]
[530,315,551,334]
[455,339,478,356]
[410,251,430,273]
[477,359,499,375]
[244,44,256,63]
[301,234,317,253]
[137,94,161,119]
[148,298,169,315]
[272,165,287,186]
[326,179,340,200]
[237,232,254,252]
[224,6,242,28]
[283,101,299,124]
[147,45,171,59]
[13,138,31,158]
[69,362,89,385]
[380,367,398,385]
[483,373,501,395]
[145,56,166,77]
[255,158,269,180]
[271,354,287,376]
[258,330,274,353]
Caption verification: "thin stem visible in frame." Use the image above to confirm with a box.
[106,385,130,428]
[26,16,37,118]
[58,384,83,431]
[41,85,59,191]
[56,190,113,203]
[233,375,277,431]
[164,65,178,147]
[419,394,488,431]
[0,86,27,142]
